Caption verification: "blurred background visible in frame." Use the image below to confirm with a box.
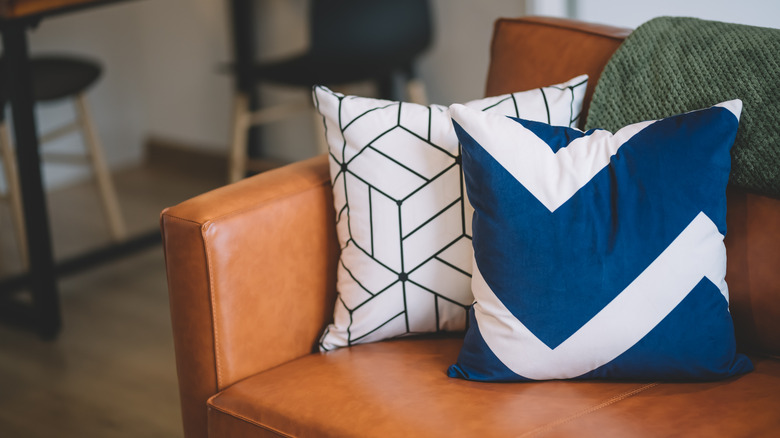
[23,0,780,189]
[0,0,777,436]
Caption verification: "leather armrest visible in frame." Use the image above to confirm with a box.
[161,155,339,438]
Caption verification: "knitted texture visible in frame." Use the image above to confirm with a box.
[585,17,780,198]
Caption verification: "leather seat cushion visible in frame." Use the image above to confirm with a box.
[207,336,780,437]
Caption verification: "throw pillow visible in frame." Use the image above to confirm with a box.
[448,100,754,381]
[313,75,588,351]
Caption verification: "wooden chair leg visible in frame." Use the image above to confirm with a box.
[0,122,29,268]
[228,93,251,184]
[406,78,428,106]
[75,95,127,242]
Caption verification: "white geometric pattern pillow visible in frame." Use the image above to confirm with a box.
[313,75,588,351]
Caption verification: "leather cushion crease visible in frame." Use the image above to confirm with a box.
[161,16,780,438]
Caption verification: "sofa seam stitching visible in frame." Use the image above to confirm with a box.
[202,224,223,390]
[161,213,203,227]
[517,382,659,437]
[161,213,222,395]
[209,403,295,438]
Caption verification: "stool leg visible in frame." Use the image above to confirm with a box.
[406,78,428,106]
[75,95,127,242]
[0,122,29,268]
[228,93,250,183]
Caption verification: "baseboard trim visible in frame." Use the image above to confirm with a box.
[144,137,228,180]
[145,137,289,181]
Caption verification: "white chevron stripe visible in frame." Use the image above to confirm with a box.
[451,104,651,212]
[472,212,728,380]
[714,99,743,118]
[450,100,742,214]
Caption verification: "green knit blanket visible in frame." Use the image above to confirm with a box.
[585,17,780,198]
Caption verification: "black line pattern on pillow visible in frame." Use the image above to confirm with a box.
[313,76,588,351]
[317,91,471,349]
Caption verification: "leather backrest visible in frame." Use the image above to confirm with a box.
[724,189,780,355]
[485,16,630,129]
[485,16,780,356]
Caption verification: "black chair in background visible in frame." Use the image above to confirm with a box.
[0,55,127,268]
[227,0,433,183]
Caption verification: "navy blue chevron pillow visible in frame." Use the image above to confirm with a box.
[448,100,753,381]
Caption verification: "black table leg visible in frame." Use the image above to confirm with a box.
[2,21,62,339]
[229,0,263,163]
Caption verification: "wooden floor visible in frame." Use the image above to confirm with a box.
[0,162,225,437]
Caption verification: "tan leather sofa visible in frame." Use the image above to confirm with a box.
[162,17,780,438]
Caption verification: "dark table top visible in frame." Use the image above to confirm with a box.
[0,0,129,21]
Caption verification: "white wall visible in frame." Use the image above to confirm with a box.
[531,0,780,29]
[420,0,529,105]
[131,0,234,151]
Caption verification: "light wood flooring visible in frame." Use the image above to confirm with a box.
[0,161,225,437]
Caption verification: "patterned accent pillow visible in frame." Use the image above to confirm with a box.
[313,75,588,351]
[447,100,753,381]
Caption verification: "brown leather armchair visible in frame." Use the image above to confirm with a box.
[162,17,780,438]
